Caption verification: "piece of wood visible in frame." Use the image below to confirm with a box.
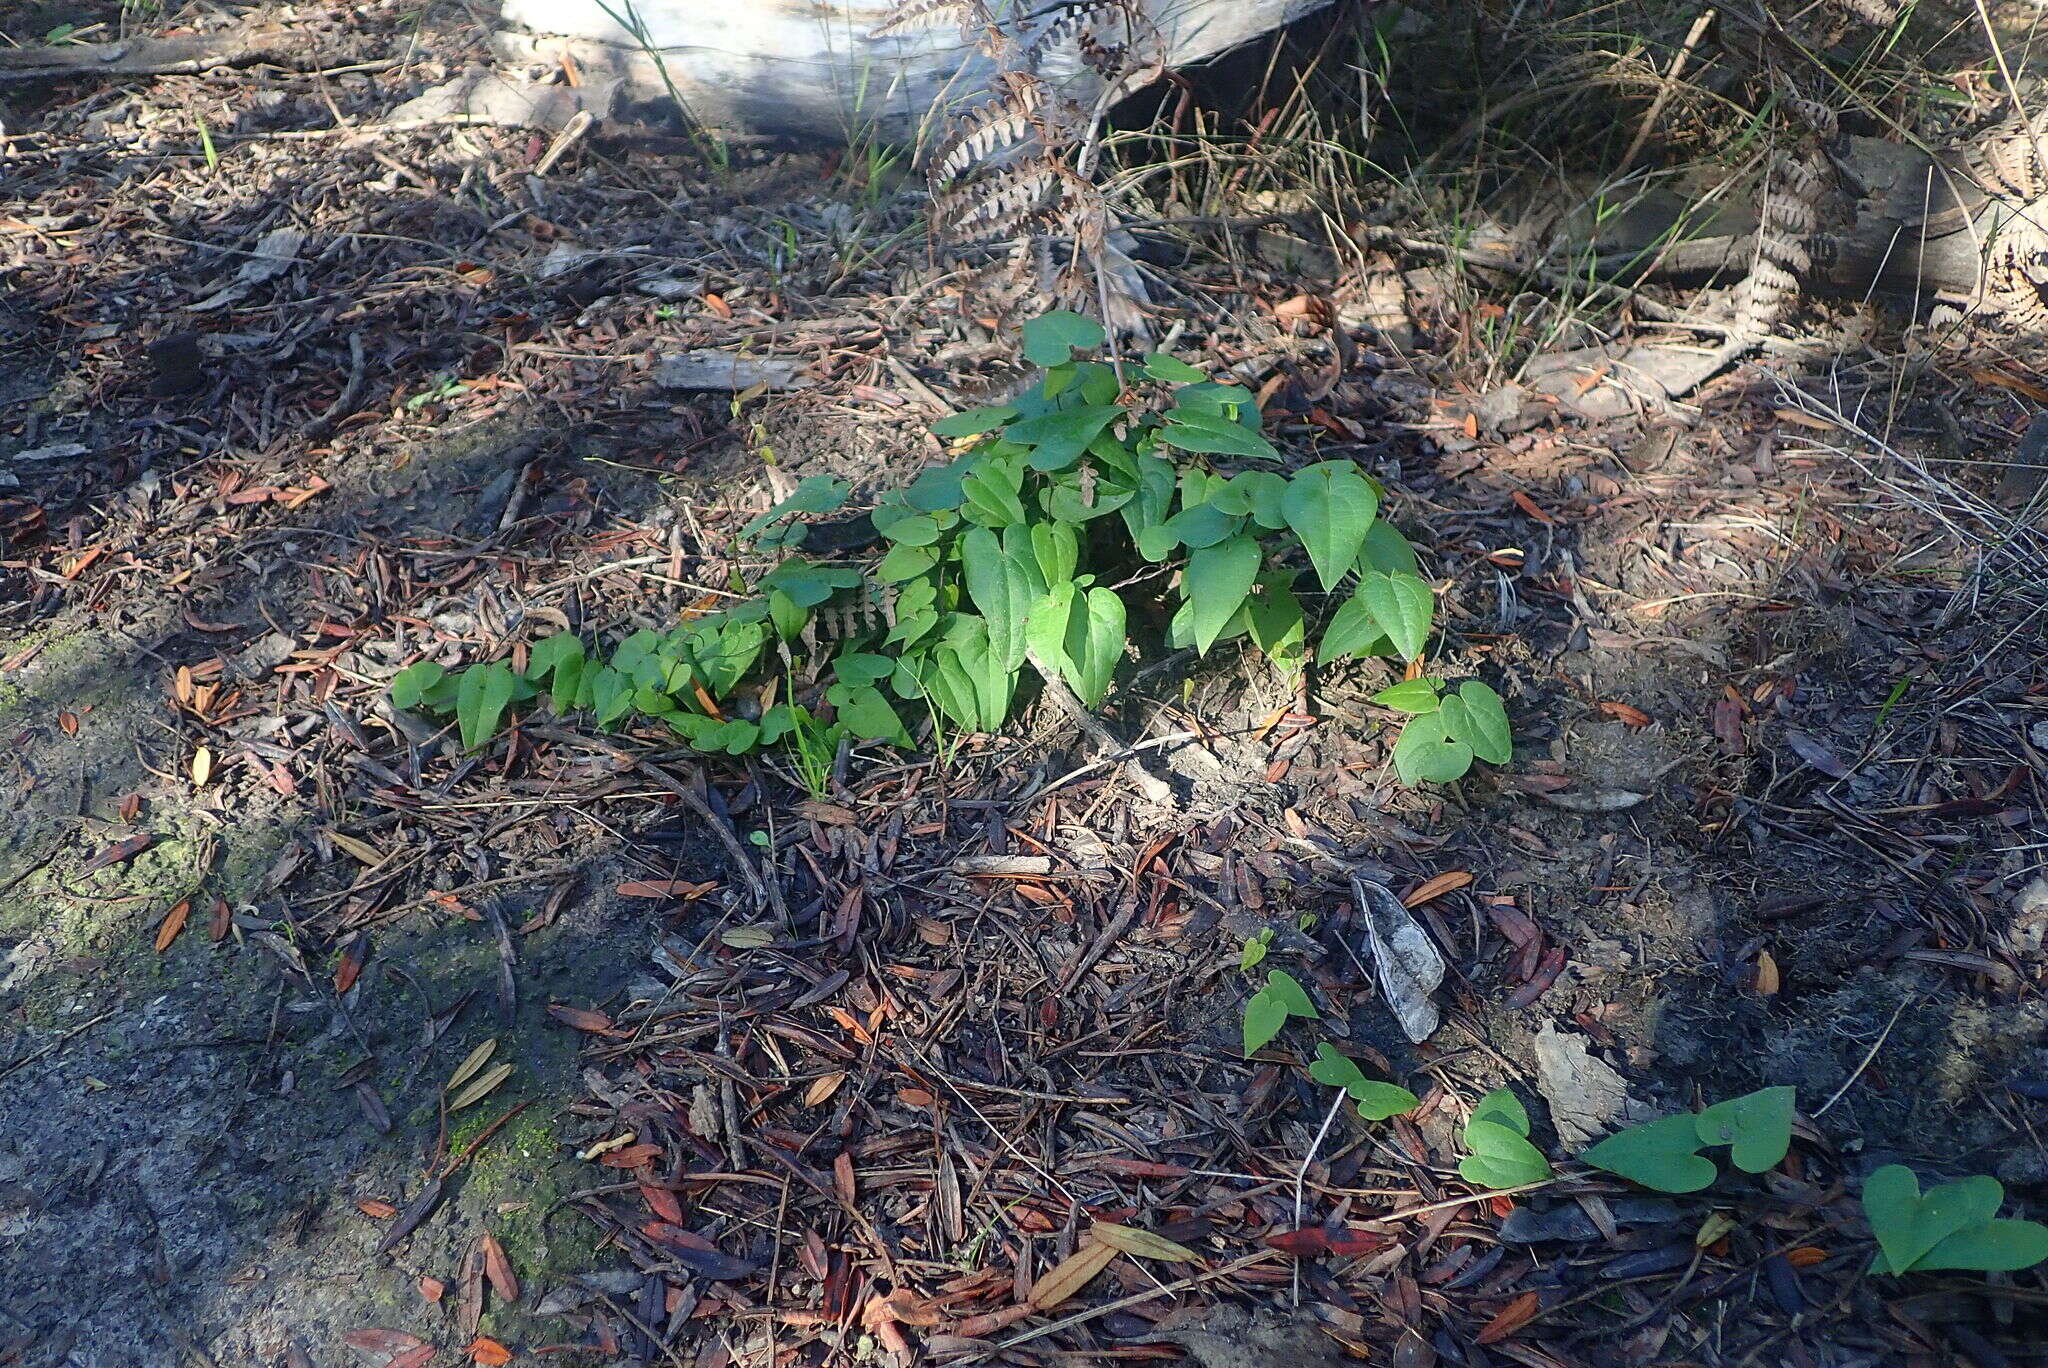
[0,25,313,83]
[495,0,1334,140]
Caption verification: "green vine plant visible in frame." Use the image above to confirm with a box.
[389,312,1514,791]
[1267,1037,2048,1279]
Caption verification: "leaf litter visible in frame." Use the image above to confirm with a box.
[0,0,2043,1362]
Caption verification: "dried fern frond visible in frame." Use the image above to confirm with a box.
[930,93,1041,185]
[1021,0,1143,74]
[869,0,994,39]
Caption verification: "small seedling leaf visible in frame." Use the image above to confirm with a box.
[391,661,446,711]
[1143,352,1208,383]
[1448,680,1513,765]
[1371,678,1443,714]
[1359,570,1434,661]
[1863,1166,2006,1274]
[1693,1085,1796,1173]
[1470,1087,1531,1137]
[1459,1119,1553,1187]
[1242,988,1288,1057]
[1182,534,1261,656]
[1393,711,1474,786]
[931,405,1017,437]
[1581,1114,1719,1193]
[1262,969,1318,1020]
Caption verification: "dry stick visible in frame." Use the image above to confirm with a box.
[304,332,368,442]
[975,1251,1280,1359]
[633,757,792,925]
[0,1008,117,1082]
[1814,993,1916,1116]
[1617,10,1717,175]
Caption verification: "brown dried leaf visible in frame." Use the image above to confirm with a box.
[1403,871,1473,907]
[153,900,190,953]
[546,1003,615,1033]
[1088,1222,1198,1262]
[446,1039,498,1092]
[480,1232,520,1305]
[1598,701,1653,728]
[81,833,153,875]
[1028,1240,1118,1309]
[447,1062,513,1112]
[328,829,383,865]
[1476,1290,1542,1344]
[804,1072,848,1107]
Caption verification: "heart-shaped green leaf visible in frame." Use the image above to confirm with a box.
[1446,680,1512,764]
[390,661,447,711]
[1020,310,1104,366]
[931,404,1017,437]
[1460,1119,1552,1187]
[1349,1080,1422,1122]
[1913,1218,2048,1273]
[1370,678,1443,714]
[456,660,517,751]
[1863,1167,2005,1275]
[1318,589,1391,660]
[1580,1114,1719,1193]
[1392,711,1474,785]
[1144,352,1207,383]
[1262,969,1319,1020]
[1311,1048,1421,1121]
[1246,578,1306,667]
[1242,988,1288,1056]
[1282,462,1380,591]
[1470,1087,1531,1137]
[1182,535,1262,655]
[961,527,1044,671]
[1308,1041,1367,1090]
[1158,413,1280,459]
[1359,570,1434,661]
[1357,518,1420,576]
[1693,1086,1796,1174]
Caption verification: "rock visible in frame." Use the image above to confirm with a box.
[1152,1303,1350,1368]
[1533,1022,1643,1148]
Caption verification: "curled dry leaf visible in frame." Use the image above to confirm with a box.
[1598,701,1653,728]
[1354,875,1445,1043]
[804,1071,848,1107]
[1403,870,1473,907]
[468,1336,513,1367]
[480,1232,520,1304]
[356,1198,398,1219]
[190,744,212,786]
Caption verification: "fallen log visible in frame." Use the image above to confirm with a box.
[493,0,1335,140]
[0,25,320,83]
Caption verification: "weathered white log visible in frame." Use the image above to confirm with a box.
[494,0,1334,140]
